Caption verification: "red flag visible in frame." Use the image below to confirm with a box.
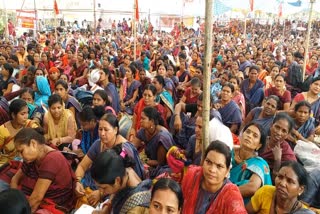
[54,0,59,15]
[249,0,254,12]
[278,3,283,17]
[135,0,139,20]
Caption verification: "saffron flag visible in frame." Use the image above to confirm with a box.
[54,0,59,15]
[135,0,139,20]
[249,0,254,12]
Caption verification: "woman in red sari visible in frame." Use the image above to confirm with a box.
[128,84,166,141]
[182,140,247,214]
[10,128,75,213]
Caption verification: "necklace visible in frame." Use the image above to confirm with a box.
[147,126,157,139]
[102,135,118,151]
[274,199,300,214]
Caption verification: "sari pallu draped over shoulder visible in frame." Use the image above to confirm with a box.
[46,109,76,141]
[230,150,272,204]
[111,179,152,214]
[157,90,174,114]
[218,100,242,127]
[182,166,247,214]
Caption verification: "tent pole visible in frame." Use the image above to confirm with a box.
[302,0,315,81]
[202,0,213,161]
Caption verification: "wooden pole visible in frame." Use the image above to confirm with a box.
[302,0,315,81]
[34,0,38,39]
[133,0,137,61]
[93,0,96,32]
[3,0,9,39]
[202,0,213,161]
[54,12,58,42]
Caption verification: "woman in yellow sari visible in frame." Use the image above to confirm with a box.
[0,99,38,166]
[43,94,77,150]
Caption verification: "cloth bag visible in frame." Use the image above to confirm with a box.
[294,140,320,172]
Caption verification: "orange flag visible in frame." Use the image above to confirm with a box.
[135,0,139,20]
[54,0,59,15]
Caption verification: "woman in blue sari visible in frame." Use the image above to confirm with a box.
[74,113,145,207]
[242,95,279,135]
[240,65,264,115]
[215,83,242,133]
[152,75,174,120]
[119,64,141,115]
[133,106,175,178]
[291,77,320,126]
[230,122,272,204]
[287,101,315,147]
[77,106,100,156]
[157,63,177,102]
[33,76,51,107]
[98,67,121,114]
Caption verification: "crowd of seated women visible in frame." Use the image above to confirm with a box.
[1,28,320,213]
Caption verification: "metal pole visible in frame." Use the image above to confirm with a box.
[302,0,315,81]
[133,0,137,61]
[202,0,213,161]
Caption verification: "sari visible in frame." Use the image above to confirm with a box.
[265,87,291,110]
[183,87,200,104]
[21,150,75,211]
[240,79,264,115]
[239,60,251,72]
[294,93,320,126]
[218,100,242,128]
[66,96,82,127]
[233,91,246,120]
[157,90,174,114]
[136,128,175,178]
[111,179,151,214]
[138,77,152,99]
[170,113,196,149]
[134,99,167,131]
[164,77,177,102]
[230,150,272,204]
[0,120,38,166]
[72,62,88,86]
[297,117,315,139]
[122,78,141,115]
[210,81,222,102]
[34,76,51,107]
[259,140,297,173]
[185,135,201,165]
[182,166,247,214]
[250,185,315,214]
[80,124,99,155]
[45,109,77,143]
[251,107,274,135]
[83,141,145,189]
[105,82,121,114]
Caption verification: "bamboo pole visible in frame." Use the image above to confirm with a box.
[3,0,9,39]
[202,0,213,161]
[93,0,96,32]
[302,0,315,81]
